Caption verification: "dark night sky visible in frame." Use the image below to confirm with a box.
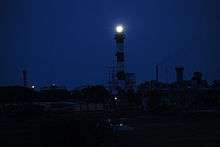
[0,0,220,89]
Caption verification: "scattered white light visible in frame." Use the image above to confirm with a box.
[31,85,36,89]
[114,97,118,100]
[116,25,124,33]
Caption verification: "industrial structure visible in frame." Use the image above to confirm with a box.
[156,65,159,82]
[22,70,28,87]
[175,66,184,83]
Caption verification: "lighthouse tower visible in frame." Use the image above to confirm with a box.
[115,25,126,89]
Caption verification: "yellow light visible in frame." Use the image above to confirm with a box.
[116,25,124,33]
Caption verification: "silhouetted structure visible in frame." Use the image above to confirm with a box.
[212,80,220,88]
[39,84,70,101]
[191,72,208,88]
[0,86,37,102]
[22,70,27,87]
[125,73,136,90]
[115,28,126,88]
[175,66,184,83]
[106,66,117,94]
[106,26,136,100]
[156,65,159,82]
[71,85,111,103]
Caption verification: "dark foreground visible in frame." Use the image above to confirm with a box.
[1,111,220,147]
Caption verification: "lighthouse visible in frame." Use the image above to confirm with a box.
[115,25,126,88]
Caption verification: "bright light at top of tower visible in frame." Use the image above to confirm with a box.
[116,25,124,33]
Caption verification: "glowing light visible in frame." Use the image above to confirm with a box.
[116,25,124,33]
[114,97,118,100]
[31,85,36,89]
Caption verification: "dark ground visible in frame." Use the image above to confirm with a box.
[0,111,220,147]
[114,112,220,147]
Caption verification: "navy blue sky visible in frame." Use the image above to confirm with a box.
[1,0,220,89]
